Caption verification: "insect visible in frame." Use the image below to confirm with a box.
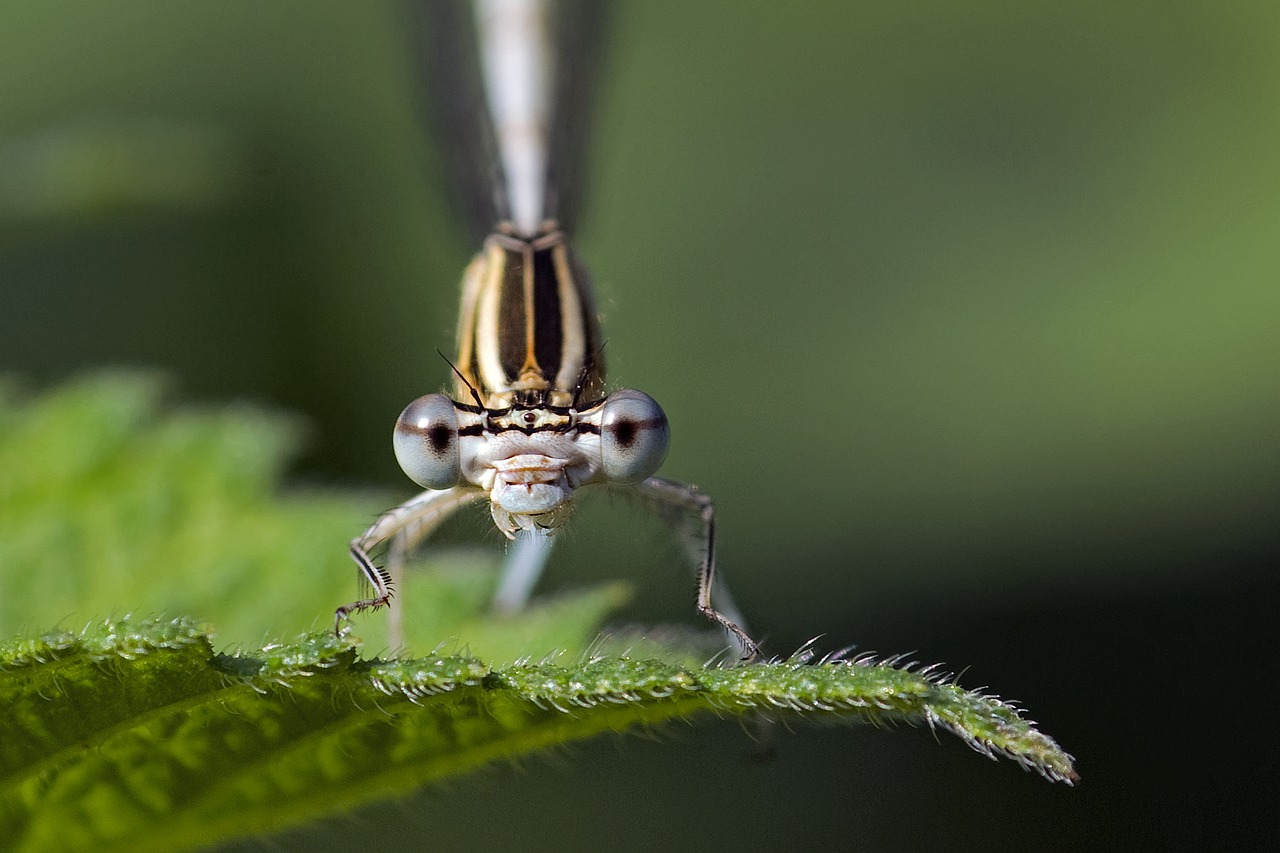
[335,0,758,660]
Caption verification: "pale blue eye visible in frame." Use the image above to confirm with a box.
[599,389,669,484]
[393,394,462,489]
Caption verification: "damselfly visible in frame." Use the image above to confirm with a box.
[335,0,759,660]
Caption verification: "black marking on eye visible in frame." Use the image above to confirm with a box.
[610,418,637,449]
[428,424,453,455]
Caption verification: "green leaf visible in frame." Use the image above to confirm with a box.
[0,372,371,646]
[0,373,1076,853]
[1,616,1075,853]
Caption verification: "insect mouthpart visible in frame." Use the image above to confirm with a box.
[487,453,576,537]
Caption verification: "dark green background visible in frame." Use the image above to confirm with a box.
[3,1,1276,850]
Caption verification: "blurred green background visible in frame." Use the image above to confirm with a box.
[2,1,1277,850]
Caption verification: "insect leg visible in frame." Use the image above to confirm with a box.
[631,477,760,662]
[335,486,485,637]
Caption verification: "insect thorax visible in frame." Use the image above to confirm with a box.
[454,225,606,410]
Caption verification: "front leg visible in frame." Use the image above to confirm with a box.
[631,477,761,662]
[335,486,484,636]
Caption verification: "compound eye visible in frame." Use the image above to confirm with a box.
[599,389,670,484]
[393,394,462,489]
